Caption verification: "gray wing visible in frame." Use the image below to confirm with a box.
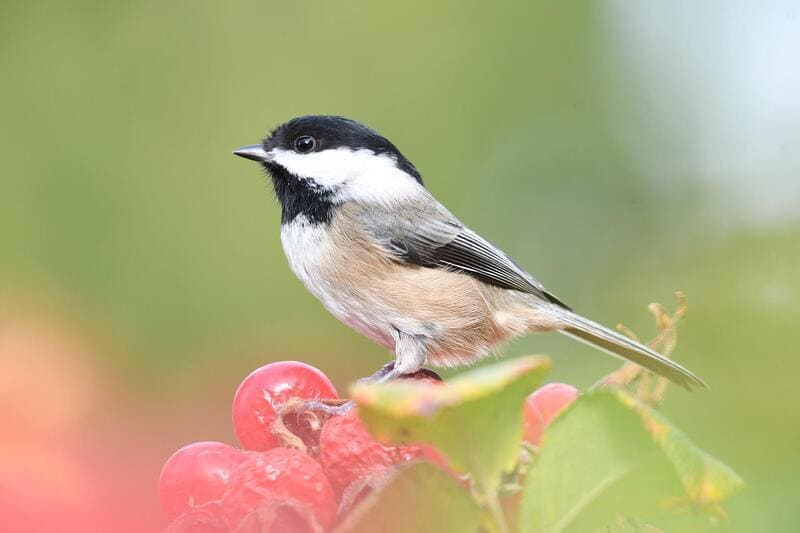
[359,198,570,309]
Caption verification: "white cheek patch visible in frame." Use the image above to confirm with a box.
[269,147,422,204]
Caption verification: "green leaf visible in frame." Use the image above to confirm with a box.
[616,392,744,509]
[335,462,488,533]
[520,390,743,532]
[351,356,550,496]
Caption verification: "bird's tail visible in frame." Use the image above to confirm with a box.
[554,309,707,390]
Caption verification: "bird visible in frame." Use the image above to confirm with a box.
[234,115,706,390]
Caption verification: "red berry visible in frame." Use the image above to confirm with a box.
[318,411,397,494]
[159,441,243,520]
[523,383,579,446]
[234,500,321,533]
[163,503,231,533]
[232,361,339,451]
[223,448,337,531]
[318,410,449,495]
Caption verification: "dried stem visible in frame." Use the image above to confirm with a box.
[270,397,352,454]
[593,292,688,405]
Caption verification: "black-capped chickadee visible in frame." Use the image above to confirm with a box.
[234,115,706,389]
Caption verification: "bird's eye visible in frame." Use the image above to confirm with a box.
[294,135,316,153]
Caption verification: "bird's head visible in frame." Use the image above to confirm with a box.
[234,116,423,210]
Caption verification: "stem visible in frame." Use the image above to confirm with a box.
[486,491,511,533]
[271,398,309,452]
[474,476,510,533]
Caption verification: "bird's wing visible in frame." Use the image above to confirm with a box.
[358,197,570,309]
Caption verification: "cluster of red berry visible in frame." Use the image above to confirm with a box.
[158,361,577,532]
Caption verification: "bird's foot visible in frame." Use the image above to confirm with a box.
[358,362,443,384]
[357,361,398,384]
[300,398,354,416]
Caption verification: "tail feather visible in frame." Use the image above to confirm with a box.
[556,311,707,390]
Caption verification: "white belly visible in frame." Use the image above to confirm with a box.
[280,215,395,348]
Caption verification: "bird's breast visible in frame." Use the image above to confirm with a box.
[279,214,394,345]
[280,215,329,284]
[280,215,340,314]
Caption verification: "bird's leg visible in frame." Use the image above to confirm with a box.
[358,331,429,385]
[375,330,428,383]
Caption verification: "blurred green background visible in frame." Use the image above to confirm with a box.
[1,0,798,531]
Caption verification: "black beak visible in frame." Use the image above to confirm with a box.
[233,144,270,163]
